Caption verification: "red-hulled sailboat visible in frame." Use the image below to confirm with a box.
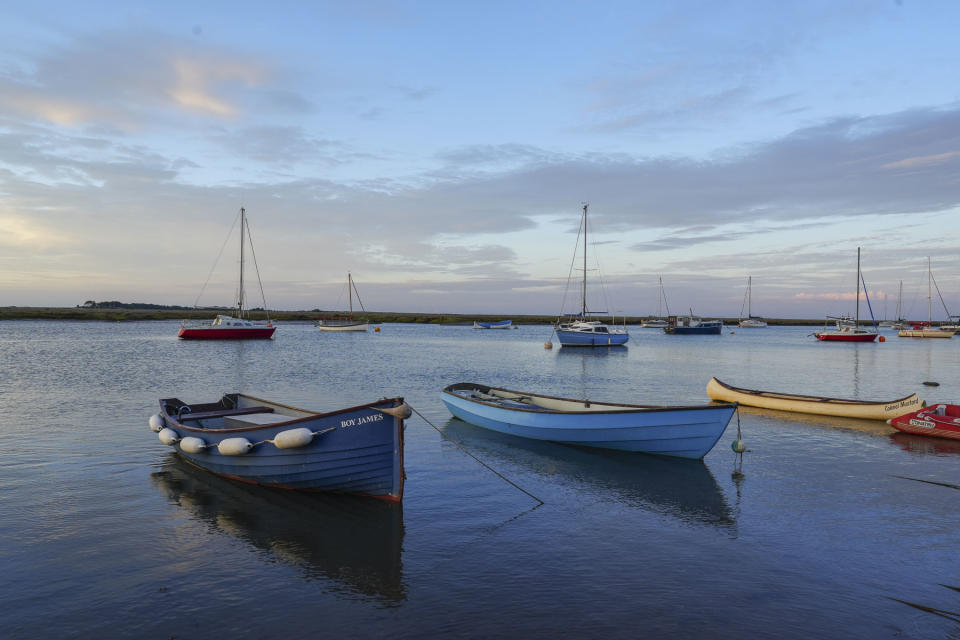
[814,247,878,342]
[178,207,276,340]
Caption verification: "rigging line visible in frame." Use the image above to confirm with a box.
[244,215,271,321]
[351,276,367,313]
[193,210,241,308]
[555,212,585,323]
[930,271,952,318]
[660,275,671,316]
[860,271,878,330]
[408,404,544,506]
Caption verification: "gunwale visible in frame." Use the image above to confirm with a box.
[442,382,735,415]
[706,377,921,420]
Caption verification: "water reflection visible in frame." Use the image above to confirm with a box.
[890,432,960,457]
[442,419,735,532]
[150,454,405,603]
[554,345,629,358]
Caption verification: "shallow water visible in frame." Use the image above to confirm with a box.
[1,321,959,638]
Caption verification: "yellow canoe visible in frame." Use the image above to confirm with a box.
[706,377,923,421]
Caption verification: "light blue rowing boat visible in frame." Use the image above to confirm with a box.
[441,383,737,459]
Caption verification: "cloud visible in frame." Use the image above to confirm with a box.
[882,151,960,170]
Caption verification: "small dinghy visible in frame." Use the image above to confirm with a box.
[706,377,922,421]
[441,382,737,459]
[149,393,410,501]
[890,404,960,440]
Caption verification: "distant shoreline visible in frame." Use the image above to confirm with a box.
[0,306,832,325]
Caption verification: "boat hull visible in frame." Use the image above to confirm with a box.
[665,325,722,335]
[556,329,629,346]
[706,377,921,420]
[890,405,960,440]
[156,394,405,501]
[814,331,877,342]
[474,320,512,329]
[897,329,954,338]
[441,383,736,459]
[316,322,369,332]
[178,326,276,340]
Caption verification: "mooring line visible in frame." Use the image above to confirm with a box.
[893,475,960,491]
[408,404,544,506]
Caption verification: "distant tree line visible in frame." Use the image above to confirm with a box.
[78,300,229,310]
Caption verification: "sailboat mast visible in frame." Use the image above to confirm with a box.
[582,204,588,318]
[349,272,354,318]
[748,276,752,317]
[657,276,662,317]
[855,247,861,325]
[927,257,932,323]
[238,207,246,316]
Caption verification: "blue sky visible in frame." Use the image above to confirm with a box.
[2,0,959,319]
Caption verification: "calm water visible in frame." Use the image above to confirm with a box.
[2,320,959,638]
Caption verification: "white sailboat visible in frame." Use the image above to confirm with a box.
[316,273,370,332]
[898,258,954,338]
[738,276,767,328]
[640,276,669,328]
[554,204,629,347]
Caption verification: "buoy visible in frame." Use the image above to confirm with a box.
[158,428,180,446]
[544,341,553,349]
[923,381,940,387]
[218,438,254,456]
[375,327,381,332]
[273,427,314,449]
[879,336,886,342]
[379,403,413,419]
[179,437,207,454]
[148,414,165,433]
[731,439,747,453]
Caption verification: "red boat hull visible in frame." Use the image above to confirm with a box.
[890,405,960,440]
[178,327,276,340]
[814,332,878,342]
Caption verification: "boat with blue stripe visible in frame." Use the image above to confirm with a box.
[473,319,513,329]
[441,382,737,459]
[150,393,409,501]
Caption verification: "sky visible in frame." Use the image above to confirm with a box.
[2,0,960,319]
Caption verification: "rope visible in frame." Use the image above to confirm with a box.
[193,210,241,308]
[244,216,271,321]
[408,404,544,506]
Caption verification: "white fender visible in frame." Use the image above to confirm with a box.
[158,428,180,446]
[179,437,207,454]
[218,438,253,456]
[148,414,165,432]
[273,427,314,449]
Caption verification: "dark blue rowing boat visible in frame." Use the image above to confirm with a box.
[149,393,409,501]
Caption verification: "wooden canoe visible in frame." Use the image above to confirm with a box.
[706,377,923,421]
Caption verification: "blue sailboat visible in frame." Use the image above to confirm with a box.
[554,204,629,347]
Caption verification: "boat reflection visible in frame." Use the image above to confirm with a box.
[150,453,405,603]
[554,344,628,358]
[442,419,735,532]
[890,432,960,456]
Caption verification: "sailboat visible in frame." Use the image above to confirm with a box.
[178,207,276,340]
[898,258,954,338]
[738,276,767,328]
[813,247,878,342]
[640,276,669,328]
[316,273,369,332]
[554,204,629,347]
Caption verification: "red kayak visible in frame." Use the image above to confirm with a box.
[890,404,960,440]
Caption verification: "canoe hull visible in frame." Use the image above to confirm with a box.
[890,405,960,440]
[441,383,736,459]
[706,377,921,421]
[156,394,405,501]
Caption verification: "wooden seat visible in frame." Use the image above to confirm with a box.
[180,406,274,421]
